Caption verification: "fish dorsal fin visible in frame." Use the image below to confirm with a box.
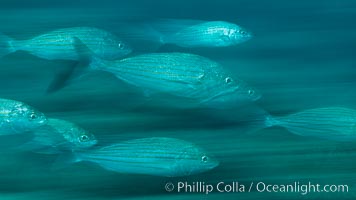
[46,37,94,93]
[151,19,205,33]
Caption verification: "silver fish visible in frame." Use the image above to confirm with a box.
[67,137,219,177]
[120,19,252,48]
[265,107,356,141]
[0,27,132,60]
[89,52,261,108]
[20,118,97,154]
[48,39,260,107]
[0,98,47,134]
[159,20,253,47]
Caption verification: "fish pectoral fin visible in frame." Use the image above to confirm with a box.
[46,37,93,93]
[220,35,230,42]
[171,76,204,87]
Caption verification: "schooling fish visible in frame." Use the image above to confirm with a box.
[158,20,252,47]
[19,118,97,154]
[265,107,356,141]
[60,137,219,177]
[120,19,252,48]
[97,53,260,107]
[0,98,47,134]
[49,38,261,108]
[0,27,132,60]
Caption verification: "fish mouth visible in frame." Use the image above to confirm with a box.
[82,138,98,148]
[250,91,262,101]
[89,139,98,146]
[208,159,220,169]
[236,35,252,44]
[40,118,47,124]
[200,87,242,105]
[244,31,253,39]
[184,160,219,176]
[234,30,253,44]
[243,35,253,42]
[38,116,48,125]
[207,154,220,169]
[126,47,133,55]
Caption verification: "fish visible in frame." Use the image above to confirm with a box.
[0,27,132,60]
[48,38,261,108]
[119,19,252,48]
[18,118,97,154]
[96,53,260,108]
[158,20,253,47]
[60,137,219,177]
[0,98,47,134]
[265,107,356,141]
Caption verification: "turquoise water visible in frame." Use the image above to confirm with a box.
[1,0,356,199]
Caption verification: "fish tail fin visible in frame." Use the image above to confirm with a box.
[263,115,313,138]
[134,22,165,44]
[14,140,39,152]
[121,21,164,43]
[46,37,97,93]
[15,139,62,154]
[0,33,16,58]
[113,21,164,52]
[244,109,274,135]
[264,115,280,128]
[149,18,204,43]
[216,105,272,135]
[51,151,81,170]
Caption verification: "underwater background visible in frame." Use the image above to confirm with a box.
[0,0,356,199]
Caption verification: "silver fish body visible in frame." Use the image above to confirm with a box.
[92,53,260,108]
[9,27,131,60]
[74,137,219,177]
[0,98,47,134]
[266,107,356,141]
[161,21,252,47]
[22,118,97,154]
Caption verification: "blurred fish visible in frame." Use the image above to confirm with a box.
[265,107,356,141]
[60,137,219,177]
[97,53,260,108]
[49,38,261,108]
[19,118,97,154]
[119,19,252,48]
[0,27,132,60]
[0,98,47,134]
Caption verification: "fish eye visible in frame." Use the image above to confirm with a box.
[225,77,233,84]
[201,155,209,163]
[79,135,90,142]
[248,90,255,96]
[29,113,37,120]
[118,43,124,49]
